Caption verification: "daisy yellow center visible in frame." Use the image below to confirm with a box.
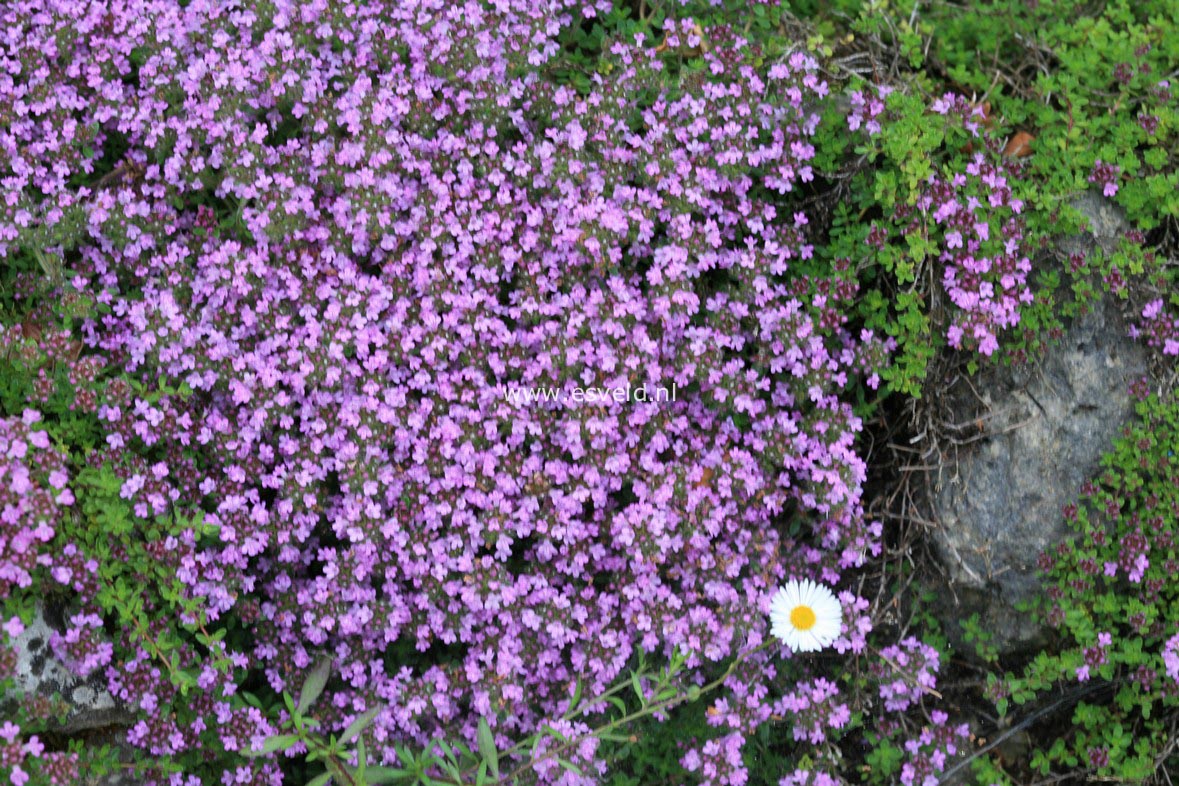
[790,604,816,631]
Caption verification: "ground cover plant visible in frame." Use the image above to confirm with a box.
[0,0,1176,785]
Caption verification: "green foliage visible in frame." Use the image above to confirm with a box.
[863,731,905,780]
[969,753,1014,786]
[815,84,989,397]
[602,700,710,786]
[255,646,734,786]
[925,0,1178,225]
[996,391,1179,782]
[243,658,402,785]
[0,273,254,782]
[959,613,999,666]
[53,401,238,699]
[828,0,1177,390]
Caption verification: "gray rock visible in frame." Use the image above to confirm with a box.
[7,602,132,733]
[1064,190,1127,252]
[926,193,1147,654]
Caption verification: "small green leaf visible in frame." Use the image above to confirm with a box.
[596,732,632,743]
[543,724,569,742]
[477,717,500,779]
[558,758,584,777]
[340,705,382,745]
[630,671,644,703]
[242,734,300,757]
[654,687,677,702]
[298,657,332,714]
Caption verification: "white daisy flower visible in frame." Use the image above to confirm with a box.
[769,579,842,653]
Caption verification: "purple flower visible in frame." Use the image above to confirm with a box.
[1164,634,1179,683]
[2,617,23,639]
[1088,160,1121,197]
[0,5,908,779]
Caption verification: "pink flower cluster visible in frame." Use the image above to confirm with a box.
[780,769,843,786]
[847,84,893,136]
[849,91,1035,356]
[830,591,873,654]
[0,317,103,414]
[48,612,113,678]
[1163,633,1179,684]
[1088,159,1121,198]
[529,719,603,786]
[1075,631,1112,682]
[873,637,940,712]
[0,1,903,782]
[776,678,851,744]
[0,721,78,786]
[681,731,747,786]
[899,711,970,786]
[1104,526,1154,584]
[924,138,1033,356]
[1131,299,1179,356]
[0,410,72,597]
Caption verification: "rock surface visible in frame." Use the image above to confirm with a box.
[7,602,132,734]
[926,193,1147,654]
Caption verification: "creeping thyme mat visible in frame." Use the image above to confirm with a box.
[0,1,1177,785]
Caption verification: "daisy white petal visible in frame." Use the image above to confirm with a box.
[767,579,843,653]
